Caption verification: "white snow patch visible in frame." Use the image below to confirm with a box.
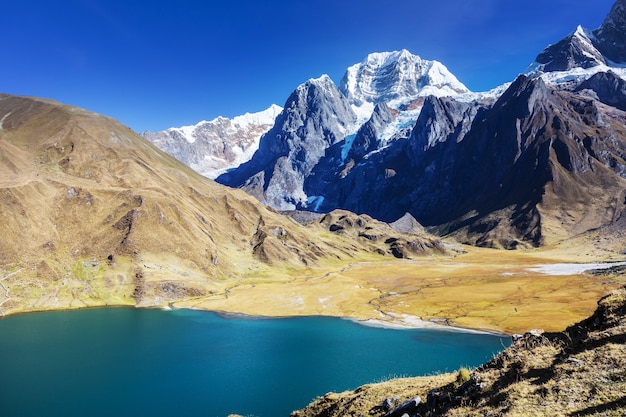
[573,25,598,51]
[380,106,422,143]
[346,102,375,135]
[527,262,626,276]
[342,50,470,108]
[165,104,282,145]
[526,61,626,86]
[231,104,282,130]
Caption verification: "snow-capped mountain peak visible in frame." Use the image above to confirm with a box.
[339,49,470,108]
[532,25,606,73]
[296,74,337,98]
[229,104,283,131]
[527,3,626,86]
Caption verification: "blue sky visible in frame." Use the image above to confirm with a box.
[1,0,616,132]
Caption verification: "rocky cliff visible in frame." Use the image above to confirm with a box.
[216,75,357,209]
[216,51,470,212]
[329,75,626,248]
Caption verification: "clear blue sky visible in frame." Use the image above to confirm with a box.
[0,0,616,132]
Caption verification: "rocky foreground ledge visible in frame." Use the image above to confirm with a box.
[289,286,626,417]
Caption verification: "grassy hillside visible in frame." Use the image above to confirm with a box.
[0,94,445,317]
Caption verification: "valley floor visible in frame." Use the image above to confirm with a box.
[2,241,625,336]
[172,243,626,335]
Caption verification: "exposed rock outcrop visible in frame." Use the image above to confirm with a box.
[217,75,356,210]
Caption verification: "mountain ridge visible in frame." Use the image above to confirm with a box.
[215,50,471,211]
[141,104,282,179]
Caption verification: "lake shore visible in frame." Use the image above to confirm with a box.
[2,245,625,335]
[166,305,510,335]
[168,249,626,335]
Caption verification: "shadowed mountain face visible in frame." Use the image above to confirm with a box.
[216,75,357,210]
[318,76,626,248]
[0,94,444,316]
[213,2,626,250]
[576,70,626,111]
[215,51,468,212]
[594,0,626,63]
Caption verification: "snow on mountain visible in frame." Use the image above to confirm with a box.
[339,50,471,142]
[532,25,606,73]
[142,104,282,179]
[528,1,626,85]
[340,50,469,108]
[529,62,626,87]
[458,82,513,103]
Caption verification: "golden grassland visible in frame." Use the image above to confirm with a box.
[167,244,626,335]
[2,241,624,336]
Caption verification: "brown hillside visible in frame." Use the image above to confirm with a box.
[0,94,445,316]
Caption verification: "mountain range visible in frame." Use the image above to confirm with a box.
[141,104,282,179]
[0,0,624,317]
[141,0,626,250]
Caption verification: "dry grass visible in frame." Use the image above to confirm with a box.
[174,245,626,335]
[2,94,624,336]
[0,94,447,318]
[292,373,457,417]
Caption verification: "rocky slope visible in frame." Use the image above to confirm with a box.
[0,94,444,316]
[531,0,626,72]
[141,104,282,179]
[216,51,469,211]
[216,75,358,210]
[329,74,626,248]
[292,285,626,417]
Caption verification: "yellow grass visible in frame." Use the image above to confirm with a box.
[174,245,626,335]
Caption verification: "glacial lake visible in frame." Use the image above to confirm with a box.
[0,308,509,417]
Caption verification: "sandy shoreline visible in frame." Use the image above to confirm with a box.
[347,314,509,336]
[166,305,509,336]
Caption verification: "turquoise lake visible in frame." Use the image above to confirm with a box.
[0,308,509,417]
